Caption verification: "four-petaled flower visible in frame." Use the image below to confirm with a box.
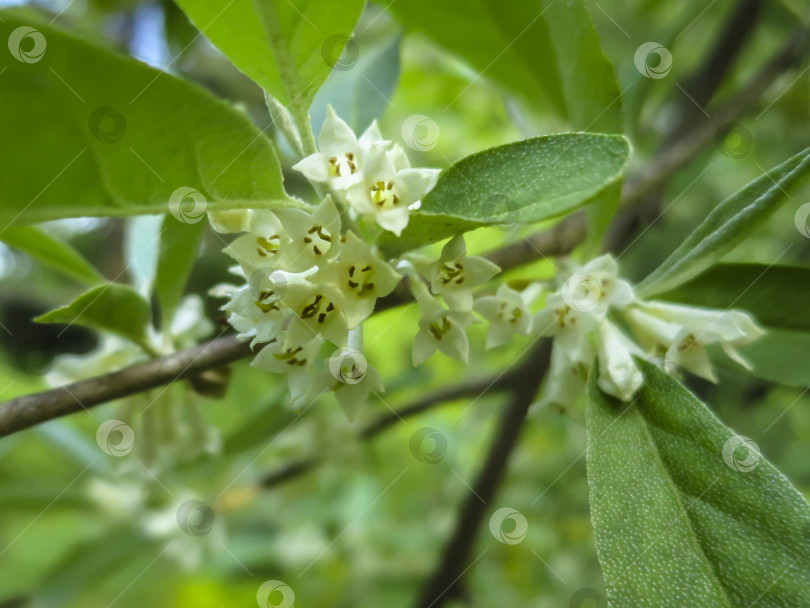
[474,283,540,349]
[417,234,500,312]
[292,105,388,190]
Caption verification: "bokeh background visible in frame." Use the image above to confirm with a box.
[0,0,809,606]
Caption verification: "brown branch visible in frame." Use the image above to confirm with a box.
[414,339,553,608]
[0,335,251,437]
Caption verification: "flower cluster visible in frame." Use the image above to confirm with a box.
[293,106,440,236]
[209,108,765,420]
[535,255,764,408]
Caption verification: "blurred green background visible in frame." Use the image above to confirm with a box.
[0,0,808,606]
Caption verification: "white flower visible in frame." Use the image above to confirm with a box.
[216,283,287,348]
[474,283,539,349]
[622,301,764,381]
[251,319,325,403]
[418,234,500,312]
[275,196,342,273]
[208,209,252,234]
[316,230,402,327]
[345,146,440,236]
[282,279,349,347]
[533,291,597,365]
[308,360,385,421]
[410,280,477,365]
[292,105,388,191]
[223,210,285,273]
[595,320,644,401]
[559,255,634,319]
[539,343,588,410]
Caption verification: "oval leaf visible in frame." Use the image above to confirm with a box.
[174,0,364,125]
[0,225,105,285]
[0,10,297,226]
[381,133,629,256]
[587,359,810,607]
[36,283,152,349]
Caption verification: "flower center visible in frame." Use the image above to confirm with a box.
[254,289,281,314]
[429,316,452,341]
[300,294,338,324]
[328,152,357,177]
[272,345,308,367]
[255,234,280,258]
[371,180,400,209]
[498,302,523,324]
[439,262,464,285]
[302,225,333,256]
[346,264,376,296]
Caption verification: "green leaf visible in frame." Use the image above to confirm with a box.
[0,10,297,227]
[389,0,622,132]
[658,264,810,386]
[154,215,206,328]
[733,330,810,388]
[0,225,104,285]
[540,0,623,133]
[587,359,810,607]
[36,283,152,349]
[174,0,364,137]
[637,147,810,297]
[585,180,623,257]
[310,35,402,135]
[380,133,630,257]
[657,264,810,332]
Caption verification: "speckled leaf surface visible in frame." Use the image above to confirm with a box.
[586,358,810,607]
[379,133,629,256]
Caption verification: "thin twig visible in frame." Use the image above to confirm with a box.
[260,368,515,489]
[414,340,553,608]
[0,336,251,437]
